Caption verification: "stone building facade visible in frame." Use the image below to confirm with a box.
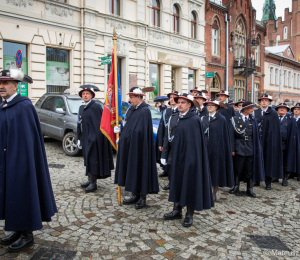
[205,0,265,102]
[0,0,206,102]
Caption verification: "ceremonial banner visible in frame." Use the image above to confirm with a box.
[100,52,122,150]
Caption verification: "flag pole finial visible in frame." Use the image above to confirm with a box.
[113,27,117,40]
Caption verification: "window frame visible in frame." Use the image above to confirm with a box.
[151,0,160,27]
[188,68,196,92]
[270,67,273,84]
[191,11,197,39]
[275,68,278,85]
[234,19,246,59]
[172,4,180,33]
[234,79,245,100]
[294,73,296,88]
[149,63,161,100]
[109,0,120,16]
[288,71,291,87]
[284,70,287,86]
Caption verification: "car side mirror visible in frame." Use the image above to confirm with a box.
[55,108,66,114]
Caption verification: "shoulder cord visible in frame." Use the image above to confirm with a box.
[163,109,167,126]
[231,117,246,135]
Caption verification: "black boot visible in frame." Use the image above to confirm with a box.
[135,194,146,209]
[81,175,91,188]
[265,177,272,190]
[0,231,22,245]
[183,207,194,227]
[85,174,97,193]
[123,193,140,205]
[229,177,240,194]
[164,203,182,220]
[282,173,290,186]
[297,175,300,181]
[8,230,33,252]
[246,179,256,198]
[162,183,170,190]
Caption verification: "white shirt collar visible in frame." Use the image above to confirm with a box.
[6,92,18,103]
[180,111,188,116]
[241,113,249,122]
[279,114,286,120]
[295,116,300,121]
[85,99,92,107]
[209,112,216,119]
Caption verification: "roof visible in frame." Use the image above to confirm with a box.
[265,44,295,58]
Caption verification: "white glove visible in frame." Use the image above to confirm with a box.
[77,140,82,149]
[116,138,119,144]
[160,158,167,166]
[114,126,121,133]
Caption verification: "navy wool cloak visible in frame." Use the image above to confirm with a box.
[282,114,300,174]
[258,107,283,179]
[218,103,235,123]
[169,110,214,211]
[81,100,114,178]
[0,96,57,231]
[115,102,159,195]
[296,119,300,175]
[201,112,234,187]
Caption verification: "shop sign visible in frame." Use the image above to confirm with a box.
[158,52,193,67]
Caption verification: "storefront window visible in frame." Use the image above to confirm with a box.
[3,41,28,96]
[46,48,69,93]
[149,63,160,99]
[188,69,195,92]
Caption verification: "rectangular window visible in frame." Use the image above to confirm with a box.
[212,29,218,55]
[149,63,160,99]
[3,41,28,96]
[46,48,70,93]
[284,70,287,86]
[188,69,195,92]
[288,71,291,87]
[275,68,278,85]
[298,74,300,89]
[270,67,273,84]
[294,73,296,88]
[254,83,258,103]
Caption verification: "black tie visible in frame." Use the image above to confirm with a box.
[1,100,7,107]
[279,116,283,121]
[209,116,213,121]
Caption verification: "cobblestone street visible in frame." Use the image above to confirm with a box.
[1,138,300,260]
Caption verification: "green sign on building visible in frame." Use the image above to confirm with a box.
[206,72,215,78]
[99,56,112,65]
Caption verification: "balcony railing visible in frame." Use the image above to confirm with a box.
[234,56,256,69]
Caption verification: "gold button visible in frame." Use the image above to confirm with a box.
[4,149,6,152]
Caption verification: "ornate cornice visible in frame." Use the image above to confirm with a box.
[45,1,73,17]
[6,0,33,7]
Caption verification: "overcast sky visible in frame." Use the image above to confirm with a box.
[252,0,292,21]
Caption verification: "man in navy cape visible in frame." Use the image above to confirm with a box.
[77,85,114,192]
[275,103,300,186]
[156,91,179,179]
[292,103,300,181]
[157,91,179,189]
[253,94,283,190]
[216,90,235,123]
[114,87,159,209]
[229,101,265,198]
[0,69,57,252]
[163,93,214,228]
[201,98,234,201]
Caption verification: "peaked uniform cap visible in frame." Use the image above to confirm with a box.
[275,103,290,111]
[241,101,256,111]
[0,69,24,82]
[174,93,195,107]
[127,87,146,96]
[78,84,99,98]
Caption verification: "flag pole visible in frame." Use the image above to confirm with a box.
[113,27,121,206]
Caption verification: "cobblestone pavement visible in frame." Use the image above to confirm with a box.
[1,138,300,260]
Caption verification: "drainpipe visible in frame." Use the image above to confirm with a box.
[225,13,229,93]
[252,73,254,102]
[279,60,283,103]
[81,0,84,85]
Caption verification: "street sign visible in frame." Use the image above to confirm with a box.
[16,50,22,68]
[206,72,215,78]
[99,56,112,65]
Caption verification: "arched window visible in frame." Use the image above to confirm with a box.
[255,35,261,66]
[109,0,120,16]
[151,0,160,27]
[276,35,280,44]
[172,4,180,33]
[283,26,288,40]
[234,18,246,59]
[212,20,219,55]
[191,11,197,39]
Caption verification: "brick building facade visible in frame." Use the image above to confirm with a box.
[205,0,265,102]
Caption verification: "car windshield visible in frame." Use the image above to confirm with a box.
[148,106,162,120]
[67,98,103,114]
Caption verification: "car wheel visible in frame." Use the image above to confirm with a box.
[62,132,80,156]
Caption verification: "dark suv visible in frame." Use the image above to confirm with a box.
[35,93,104,156]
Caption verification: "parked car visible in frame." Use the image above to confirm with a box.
[35,93,162,156]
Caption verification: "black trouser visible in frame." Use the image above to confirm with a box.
[282,149,287,173]
[233,154,253,179]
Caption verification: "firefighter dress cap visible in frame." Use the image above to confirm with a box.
[291,103,300,113]
[127,87,146,96]
[228,100,235,105]
[174,93,195,107]
[235,99,245,106]
[0,69,33,83]
[194,92,207,101]
[190,86,202,93]
[204,98,220,109]
[240,101,257,111]
[275,103,290,112]
[167,91,180,98]
[78,84,100,98]
[216,90,230,97]
[258,94,273,101]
